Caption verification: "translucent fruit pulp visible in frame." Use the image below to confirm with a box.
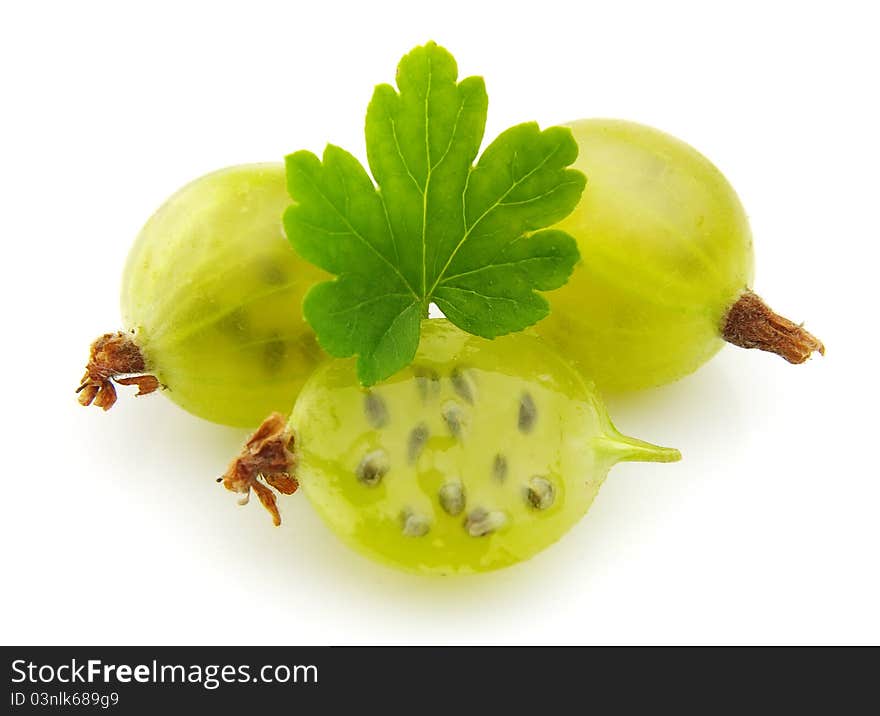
[289,320,680,574]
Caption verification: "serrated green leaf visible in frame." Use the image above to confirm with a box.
[284,42,586,385]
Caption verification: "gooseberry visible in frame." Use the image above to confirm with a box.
[77,164,326,427]
[221,319,680,575]
[534,119,824,392]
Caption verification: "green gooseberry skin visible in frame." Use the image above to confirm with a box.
[290,319,680,575]
[121,164,326,427]
[534,119,755,392]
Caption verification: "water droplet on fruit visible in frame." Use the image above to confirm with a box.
[400,510,430,537]
[492,454,508,483]
[438,482,466,516]
[518,392,537,433]
[408,423,430,463]
[441,401,466,439]
[464,508,507,537]
[524,477,555,510]
[355,449,389,486]
[450,366,475,404]
[364,391,389,428]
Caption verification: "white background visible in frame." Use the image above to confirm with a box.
[2,0,878,645]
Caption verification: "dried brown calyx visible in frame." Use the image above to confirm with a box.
[722,290,825,364]
[77,332,161,410]
[220,412,299,526]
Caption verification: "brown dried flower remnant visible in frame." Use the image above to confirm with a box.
[722,290,825,364]
[220,412,298,526]
[77,332,161,410]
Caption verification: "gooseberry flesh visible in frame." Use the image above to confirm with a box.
[222,320,680,575]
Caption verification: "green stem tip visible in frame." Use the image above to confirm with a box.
[596,433,682,464]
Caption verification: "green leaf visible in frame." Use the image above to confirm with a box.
[284,42,585,385]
